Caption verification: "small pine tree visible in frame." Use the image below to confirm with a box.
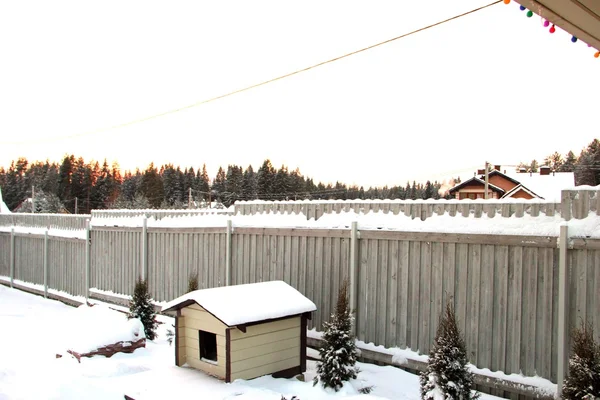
[129,277,157,341]
[187,273,199,293]
[562,322,600,399]
[314,279,357,391]
[420,302,479,400]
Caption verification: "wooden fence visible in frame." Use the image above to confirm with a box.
[0,213,90,230]
[91,209,233,220]
[1,188,599,398]
[234,199,563,221]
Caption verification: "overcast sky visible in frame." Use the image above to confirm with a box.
[0,0,598,187]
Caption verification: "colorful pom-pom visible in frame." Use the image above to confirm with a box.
[503,0,510,4]
[595,51,600,58]
[543,20,550,27]
[549,25,556,34]
[571,36,578,43]
[519,5,526,10]
[526,10,533,17]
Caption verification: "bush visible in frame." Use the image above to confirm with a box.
[187,273,199,293]
[562,322,600,399]
[420,302,479,400]
[128,277,157,341]
[313,279,358,391]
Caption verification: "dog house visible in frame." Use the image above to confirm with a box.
[162,280,316,382]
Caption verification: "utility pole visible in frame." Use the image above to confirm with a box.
[484,161,489,200]
[188,187,193,209]
[75,197,78,214]
[31,185,35,213]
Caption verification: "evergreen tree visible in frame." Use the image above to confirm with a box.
[562,322,600,399]
[544,151,564,171]
[560,151,577,172]
[423,181,434,199]
[272,165,291,200]
[410,181,418,200]
[242,165,257,200]
[139,163,164,208]
[420,302,479,400]
[223,165,243,206]
[128,278,157,341]
[314,279,358,391]
[57,155,75,204]
[212,166,227,201]
[257,159,276,199]
[162,164,179,206]
[196,164,211,202]
[530,159,539,173]
[575,139,600,186]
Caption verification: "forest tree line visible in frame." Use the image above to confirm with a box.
[0,157,448,214]
[1,138,599,214]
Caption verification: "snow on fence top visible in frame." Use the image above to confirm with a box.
[2,187,599,238]
[91,208,234,220]
[162,280,317,326]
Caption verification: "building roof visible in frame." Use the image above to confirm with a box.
[501,184,543,200]
[448,177,506,195]
[162,280,316,326]
[485,170,521,186]
[505,171,575,202]
[513,0,600,52]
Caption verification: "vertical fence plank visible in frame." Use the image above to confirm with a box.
[387,240,399,348]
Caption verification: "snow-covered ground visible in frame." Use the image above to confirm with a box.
[0,285,503,400]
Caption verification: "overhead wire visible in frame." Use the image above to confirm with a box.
[0,1,502,146]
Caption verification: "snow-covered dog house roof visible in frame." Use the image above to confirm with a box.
[162,281,316,382]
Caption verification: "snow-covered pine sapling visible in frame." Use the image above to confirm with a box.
[562,322,600,399]
[166,325,175,346]
[128,277,158,341]
[313,279,358,391]
[187,273,199,293]
[420,301,479,400]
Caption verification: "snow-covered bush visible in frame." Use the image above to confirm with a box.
[420,302,479,400]
[128,278,157,341]
[562,322,600,399]
[313,279,358,391]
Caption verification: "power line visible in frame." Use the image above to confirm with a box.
[1,1,501,146]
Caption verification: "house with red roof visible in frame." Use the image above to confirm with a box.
[448,165,575,201]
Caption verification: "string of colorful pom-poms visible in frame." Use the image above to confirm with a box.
[503,0,599,58]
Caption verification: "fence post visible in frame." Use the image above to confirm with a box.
[225,219,232,286]
[44,229,48,299]
[85,219,90,301]
[349,221,359,336]
[561,190,572,221]
[10,227,15,288]
[141,216,148,281]
[557,224,569,396]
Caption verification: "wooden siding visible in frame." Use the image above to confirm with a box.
[179,306,227,379]
[176,315,186,366]
[230,316,301,381]
[181,305,227,335]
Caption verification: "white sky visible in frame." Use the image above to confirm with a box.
[0,0,598,188]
